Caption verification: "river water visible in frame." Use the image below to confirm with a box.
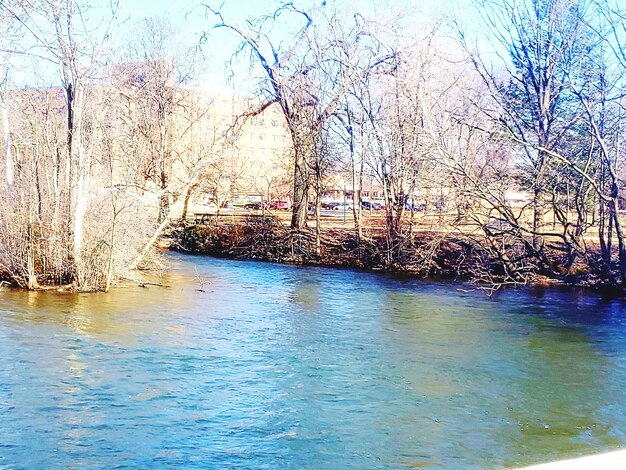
[0,254,625,469]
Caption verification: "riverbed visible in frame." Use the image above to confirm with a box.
[0,253,625,468]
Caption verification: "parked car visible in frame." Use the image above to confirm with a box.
[405,203,426,211]
[361,201,383,210]
[244,202,264,210]
[322,201,340,210]
[332,202,353,211]
[486,217,513,231]
[268,200,290,210]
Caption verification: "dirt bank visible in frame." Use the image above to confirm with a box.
[167,220,608,292]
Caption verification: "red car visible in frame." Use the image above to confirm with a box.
[268,200,290,210]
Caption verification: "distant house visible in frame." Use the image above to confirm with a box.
[322,176,385,203]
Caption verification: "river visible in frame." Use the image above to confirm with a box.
[0,253,625,469]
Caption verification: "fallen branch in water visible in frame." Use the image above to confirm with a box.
[120,277,171,288]
[194,267,212,292]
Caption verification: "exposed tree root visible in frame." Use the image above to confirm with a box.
[169,220,619,292]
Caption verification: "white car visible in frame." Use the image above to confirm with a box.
[332,202,353,211]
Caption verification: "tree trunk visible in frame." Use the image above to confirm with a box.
[129,214,170,270]
[606,208,613,264]
[181,184,197,222]
[315,186,321,257]
[610,197,626,283]
[382,177,394,265]
[63,78,88,289]
[532,186,543,251]
[105,212,116,293]
[1,94,13,188]
[158,191,170,223]
[73,169,87,286]
[290,144,310,229]
[393,188,405,238]
[349,132,361,243]
[26,214,37,290]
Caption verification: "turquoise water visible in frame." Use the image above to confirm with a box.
[0,253,625,469]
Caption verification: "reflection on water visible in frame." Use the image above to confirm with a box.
[1,254,625,469]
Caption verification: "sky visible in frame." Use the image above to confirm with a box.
[114,0,483,94]
[6,0,484,93]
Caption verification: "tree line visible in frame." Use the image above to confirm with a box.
[2,0,626,290]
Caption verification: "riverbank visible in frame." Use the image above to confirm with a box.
[167,220,605,292]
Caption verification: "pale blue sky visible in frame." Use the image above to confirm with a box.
[114,0,481,93]
[8,0,483,91]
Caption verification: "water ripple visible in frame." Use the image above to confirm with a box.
[0,254,625,468]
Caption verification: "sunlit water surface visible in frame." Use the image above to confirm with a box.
[1,253,626,469]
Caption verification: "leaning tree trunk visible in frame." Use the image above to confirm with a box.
[181,184,197,222]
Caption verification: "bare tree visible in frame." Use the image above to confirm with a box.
[207,2,393,230]
[469,0,591,251]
